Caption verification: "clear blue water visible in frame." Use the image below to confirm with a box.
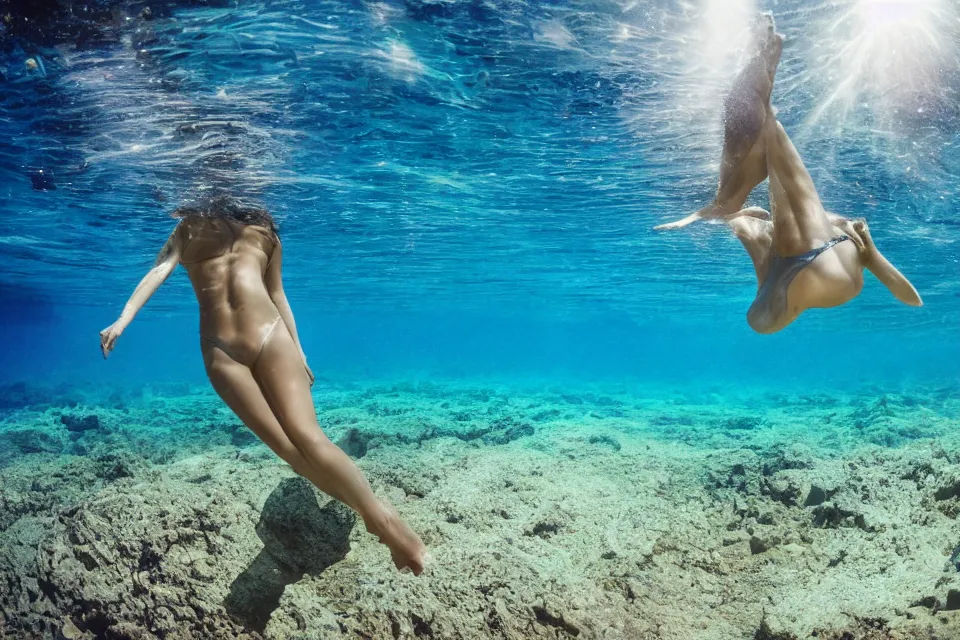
[2,4,960,637]
[1,0,958,391]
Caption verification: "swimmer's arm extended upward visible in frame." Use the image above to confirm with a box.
[264,241,314,385]
[99,228,182,358]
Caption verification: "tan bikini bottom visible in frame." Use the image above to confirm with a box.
[201,315,282,368]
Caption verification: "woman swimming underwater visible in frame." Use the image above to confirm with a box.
[654,13,922,334]
[100,196,426,574]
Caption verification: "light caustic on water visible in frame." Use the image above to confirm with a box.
[686,0,955,123]
[808,0,957,123]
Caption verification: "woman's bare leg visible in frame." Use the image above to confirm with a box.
[764,117,836,255]
[252,325,425,574]
[654,14,783,230]
[204,346,336,490]
[728,210,774,284]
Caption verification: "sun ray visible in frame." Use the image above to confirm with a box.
[804,0,958,128]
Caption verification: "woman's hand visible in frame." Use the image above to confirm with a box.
[841,220,866,251]
[298,349,315,387]
[850,218,875,256]
[304,361,315,387]
[99,321,125,359]
[828,213,866,252]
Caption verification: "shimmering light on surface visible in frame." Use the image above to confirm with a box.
[806,0,956,125]
[673,0,758,130]
[379,41,426,81]
[0,0,956,335]
[689,0,758,79]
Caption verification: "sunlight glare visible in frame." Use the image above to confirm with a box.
[689,0,758,81]
[808,0,954,124]
[378,41,425,82]
[669,0,757,160]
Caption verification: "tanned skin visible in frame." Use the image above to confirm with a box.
[100,215,426,574]
[654,13,921,332]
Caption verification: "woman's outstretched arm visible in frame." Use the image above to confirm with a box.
[854,219,923,307]
[264,240,314,385]
[100,225,183,358]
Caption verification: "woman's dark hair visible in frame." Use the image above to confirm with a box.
[171,195,277,234]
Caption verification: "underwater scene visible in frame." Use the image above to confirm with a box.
[1,0,959,638]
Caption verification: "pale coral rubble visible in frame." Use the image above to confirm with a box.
[1,380,958,639]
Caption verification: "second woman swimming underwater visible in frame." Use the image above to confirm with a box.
[654,13,921,334]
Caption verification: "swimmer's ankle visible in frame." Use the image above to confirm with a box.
[363,502,396,538]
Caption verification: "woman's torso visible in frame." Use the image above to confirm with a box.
[177,216,280,346]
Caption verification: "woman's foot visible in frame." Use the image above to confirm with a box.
[366,504,426,575]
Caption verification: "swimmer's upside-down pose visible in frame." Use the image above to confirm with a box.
[654,13,921,333]
[99,197,425,574]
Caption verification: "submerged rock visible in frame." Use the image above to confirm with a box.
[749,533,781,555]
[91,452,143,480]
[707,451,762,496]
[804,484,828,506]
[60,617,92,640]
[934,475,960,501]
[59,414,100,433]
[725,416,765,431]
[762,473,803,507]
[0,381,958,639]
[587,434,621,452]
[532,604,581,637]
[753,619,796,640]
[337,427,369,458]
[4,429,62,455]
[483,416,534,445]
[1,460,293,639]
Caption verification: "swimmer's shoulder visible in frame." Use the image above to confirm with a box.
[247,223,281,265]
[237,219,280,248]
[173,215,230,265]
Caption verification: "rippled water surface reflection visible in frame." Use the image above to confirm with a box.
[1,0,957,332]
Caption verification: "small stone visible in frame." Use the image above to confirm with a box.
[725,416,764,430]
[336,428,369,458]
[946,589,960,611]
[749,534,780,555]
[587,434,621,452]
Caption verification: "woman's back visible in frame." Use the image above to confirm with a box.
[177,216,282,361]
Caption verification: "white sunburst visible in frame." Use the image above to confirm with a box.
[805,0,958,126]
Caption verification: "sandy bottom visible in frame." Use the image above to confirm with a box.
[0,379,958,639]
